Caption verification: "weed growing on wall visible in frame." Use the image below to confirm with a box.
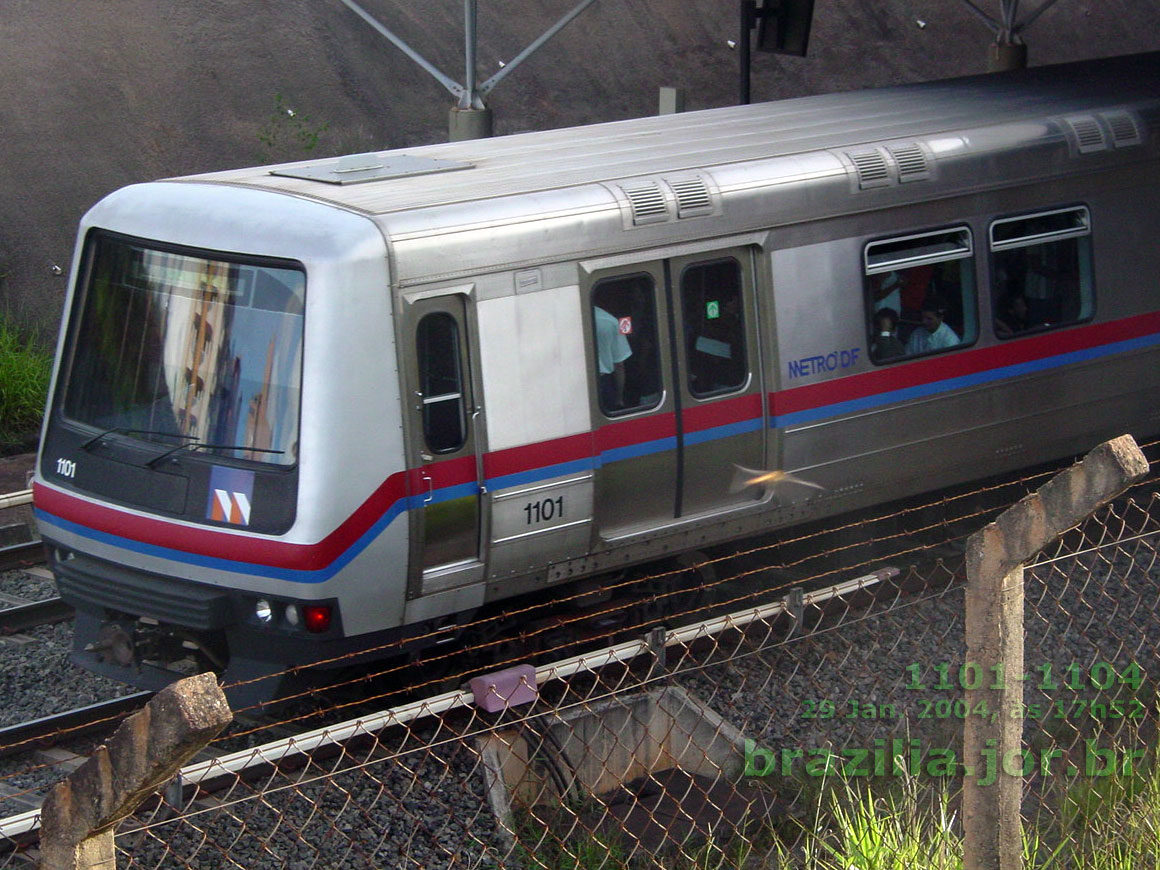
[258,94,330,156]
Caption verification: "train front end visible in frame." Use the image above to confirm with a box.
[32,181,407,706]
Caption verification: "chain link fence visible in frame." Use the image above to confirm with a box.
[3,439,1160,868]
[1017,483,1160,865]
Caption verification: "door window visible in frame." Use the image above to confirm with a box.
[417,313,466,453]
[681,258,747,396]
[591,274,663,416]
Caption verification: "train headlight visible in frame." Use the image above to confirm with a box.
[254,599,274,624]
[302,604,332,634]
[284,604,301,627]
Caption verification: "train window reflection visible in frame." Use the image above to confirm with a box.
[990,206,1094,339]
[865,227,977,364]
[591,274,662,416]
[681,258,747,397]
[417,313,466,454]
[61,233,304,465]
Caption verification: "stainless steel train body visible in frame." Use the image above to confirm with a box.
[33,53,1160,699]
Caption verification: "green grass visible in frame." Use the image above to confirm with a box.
[512,738,1160,870]
[1036,738,1160,868]
[772,770,964,870]
[0,314,51,449]
[773,738,1160,869]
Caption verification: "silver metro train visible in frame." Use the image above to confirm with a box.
[34,52,1160,701]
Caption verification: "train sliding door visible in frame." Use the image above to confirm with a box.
[670,250,765,516]
[402,294,485,598]
[588,247,765,540]
[588,264,678,534]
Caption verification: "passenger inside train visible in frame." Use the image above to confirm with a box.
[994,292,1032,338]
[870,307,905,361]
[591,276,661,415]
[904,295,961,354]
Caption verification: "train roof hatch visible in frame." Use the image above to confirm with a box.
[270,152,473,185]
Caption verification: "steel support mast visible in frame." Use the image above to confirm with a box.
[339,0,600,140]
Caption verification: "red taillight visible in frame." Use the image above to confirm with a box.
[302,605,332,634]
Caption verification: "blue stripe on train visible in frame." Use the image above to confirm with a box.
[772,334,1160,428]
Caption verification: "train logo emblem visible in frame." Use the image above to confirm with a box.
[207,467,255,526]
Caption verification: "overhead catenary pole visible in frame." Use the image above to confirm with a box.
[956,0,1067,69]
[337,0,465,100]
[463,0,479,107]
[338,0,600,142]
[740,1,754,104]
[477,0,599,96]
[451,0,491,139]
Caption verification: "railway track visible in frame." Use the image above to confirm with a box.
[0,692,152,760]
[0,490,151,853]
[0,488,68,637]
[0,548,949,857]
[0,489,41,575]
[0,489,32,512]
[0,596,71,636]
[0,541,43,575]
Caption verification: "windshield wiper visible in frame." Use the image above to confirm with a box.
[146,441,286,468]
[81,428,190,451]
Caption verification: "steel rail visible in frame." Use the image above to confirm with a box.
[0,489,41,573]
[0,693,154,841]
[0,692,153,760]
[0,490,32,511]
[0,541,45,573]
[0,597,72,635]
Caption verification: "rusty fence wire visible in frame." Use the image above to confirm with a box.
[1015,486,1160,865]
[3,445,1160,868]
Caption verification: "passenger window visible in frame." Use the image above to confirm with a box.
[681,258,747,397]
[990,206,1093,338]
[864,227,977,363]
[591,274,662,416]
[416,313,466,453]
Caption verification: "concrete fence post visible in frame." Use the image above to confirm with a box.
[37,672,233,870]
[963,435,1148,870]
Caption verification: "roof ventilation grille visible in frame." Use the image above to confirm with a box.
[1062,116,1107,154]
[848,149,891,189]
[667,177,714,218]
[1102,111,1142,148]
[621,182,670,225]
[888,143,930,182]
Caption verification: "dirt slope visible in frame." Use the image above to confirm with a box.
[1,0,1158,334]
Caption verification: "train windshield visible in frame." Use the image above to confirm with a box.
[60,233,305,466]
